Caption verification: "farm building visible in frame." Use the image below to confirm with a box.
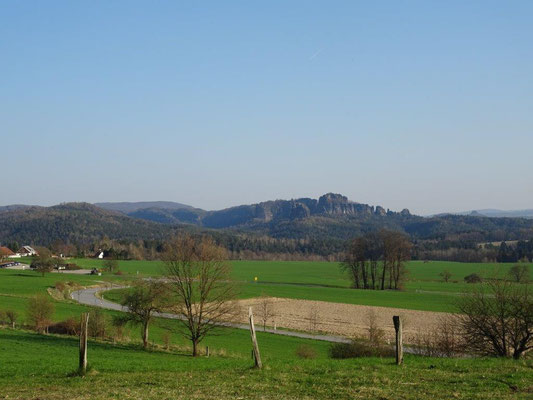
[94,250,104,259]
[17,246,38,256]
[0,247,15,259]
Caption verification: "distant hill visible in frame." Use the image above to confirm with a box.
[95,201,196,214]
[433,209,533,219]
[471,209,533,218]
[121,193,410,229]
[1,195,533,249]
[0,203,182,245]
[0,204,35,213]
[108,193,533,242]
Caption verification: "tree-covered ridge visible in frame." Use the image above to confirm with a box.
[0,202,181,245]
[1,197,533,262]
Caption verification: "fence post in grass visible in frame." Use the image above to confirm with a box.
[79,312,89,375]
[393,316,403,365]
[248,307,262,369]
[206,346,210,357]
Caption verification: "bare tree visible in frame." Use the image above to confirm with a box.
[258,295,275,331]
[365,310,385,346]
[308,304,319,332]
[5,310,18,329]
[458,280,532,359]
[164,235,237,357]
[117,280,166,348]
[382,230,411,290]
[439,270,452,283]
[27,294,55,333]
[508,264,530,283]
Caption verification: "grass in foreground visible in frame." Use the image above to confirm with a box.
[0,329,531,400]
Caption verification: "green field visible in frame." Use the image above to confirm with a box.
[1,260,532,399]
[52,258,533,312]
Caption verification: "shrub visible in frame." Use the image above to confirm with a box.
[296,344,317,359]
[508,264,529,283]
[4,310,18,328]
[64,263,81,270]
[49,317,79,335]
[104,259,119,273]
[458,280,533,359]
[27,294,55,333]
[162,332,171,350]
[55,281,66,292]
[366,311,385,346]
[464,273,482,284]
[439,270,452,283]
[88,308,108,338]
[329,339,394,359]
[111,316,128,343]
[413,318,464,358]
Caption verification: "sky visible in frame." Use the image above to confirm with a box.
[1,1,532,215]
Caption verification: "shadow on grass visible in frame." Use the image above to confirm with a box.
[12,273,40,278]
[0,328,214,359]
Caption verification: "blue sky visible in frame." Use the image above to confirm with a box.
[1,1,532,214]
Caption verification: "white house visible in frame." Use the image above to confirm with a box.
[17,246,38,256]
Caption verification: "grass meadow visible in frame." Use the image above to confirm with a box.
[1,259,532,399]
[50,258,533,312]
[0,328,531,399]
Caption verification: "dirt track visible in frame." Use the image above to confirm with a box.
[236,297,452,344]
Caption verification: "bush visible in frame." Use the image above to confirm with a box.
[413,318,463,358]
[329,339,394,359]
[104,259,119,273]
[161,331,171,350]
[49,317,79,335]
[464,273,482,284]
[27,294,55,333]
[458,280,533,359]
[64,263,81,271]
[4,310,18,328]
[295,344,317,359]
[88,309,108,338]
[508,264,529,283]
[55,281,66,292]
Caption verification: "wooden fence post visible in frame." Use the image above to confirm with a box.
[206,346,210,357]
[248,307,262,369]
[79,312,89,375]
[393,316,403,365]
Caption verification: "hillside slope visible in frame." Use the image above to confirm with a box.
[0,203,180,245]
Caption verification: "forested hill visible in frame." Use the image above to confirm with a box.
[95,193,533,243]
[1,195,533,252]
[0,203,183,245]
[111,193,413,229]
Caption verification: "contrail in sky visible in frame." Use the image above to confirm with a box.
[309,48,323,61]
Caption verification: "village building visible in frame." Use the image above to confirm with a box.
[17,246,38,256]
[0,247,16,260]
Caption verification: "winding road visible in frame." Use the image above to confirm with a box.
[70,286,351,344]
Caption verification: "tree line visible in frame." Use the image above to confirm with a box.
[4,232,531,264]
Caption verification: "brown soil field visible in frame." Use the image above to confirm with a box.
[235,297,454,344]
